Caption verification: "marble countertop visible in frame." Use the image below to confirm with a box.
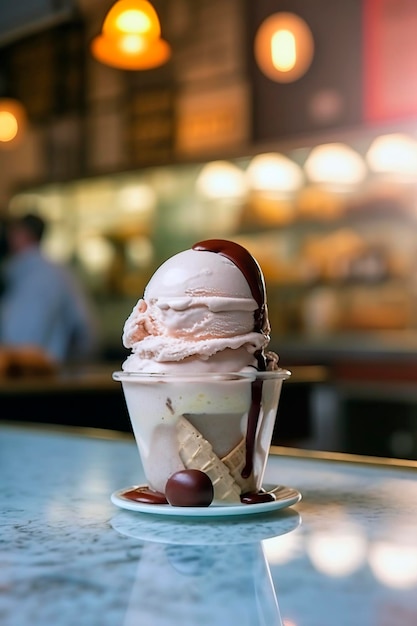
[1,423,417,626]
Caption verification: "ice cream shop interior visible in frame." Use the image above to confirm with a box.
[2,0,417,460]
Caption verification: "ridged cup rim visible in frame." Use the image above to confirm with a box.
[112,368,291,382]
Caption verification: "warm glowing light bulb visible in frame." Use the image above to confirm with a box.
[366,133,417,176]
[116,9,151,33]
[102,0,161,40]
[254,12,314,83]
[0,111,18,142]
[196,161,248,200]
[119,33,146,53]
[91,0,170,70]
[117,183,157,213]
[305,143,367,186]
[271,29,296,72]
[77,236,116,274]
[246,152,304,194]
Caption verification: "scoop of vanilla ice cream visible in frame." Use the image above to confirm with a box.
[122,249,268,372]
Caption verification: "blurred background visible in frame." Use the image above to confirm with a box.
[2,0,417,459]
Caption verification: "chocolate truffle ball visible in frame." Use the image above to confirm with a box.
[165,470,214,507]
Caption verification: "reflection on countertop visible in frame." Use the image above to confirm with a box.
[1,424,416,626]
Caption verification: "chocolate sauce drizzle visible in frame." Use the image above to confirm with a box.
[123,486,168,505]
[192,239,268,342]
[123,486,275,505]
[192,239,269,480]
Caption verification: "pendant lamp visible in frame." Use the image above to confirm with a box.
[91,0,171,70]
[0,98,27,148]
[254,12,314,83]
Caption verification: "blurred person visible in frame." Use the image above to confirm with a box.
[0,213,98,364]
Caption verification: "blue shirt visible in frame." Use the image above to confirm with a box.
[0,247,97,363]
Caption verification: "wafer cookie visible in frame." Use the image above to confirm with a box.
[176,416,241,502]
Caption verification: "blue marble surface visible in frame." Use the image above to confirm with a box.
[1,424,417,626]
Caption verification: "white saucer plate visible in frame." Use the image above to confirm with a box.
[111,484,302,518]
